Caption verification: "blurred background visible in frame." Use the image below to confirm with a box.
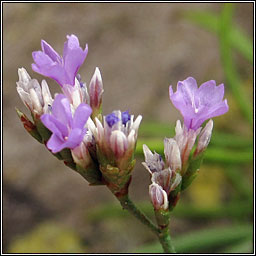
[3,2,253,253]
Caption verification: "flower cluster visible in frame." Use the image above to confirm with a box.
[88,110,142,193]
[16,34,142,189]
[16,33,229,218]
[143,144,182,210]
[143,77,228,211]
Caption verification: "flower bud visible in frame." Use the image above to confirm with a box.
[89,67,104,120]
[151,168,182,195]
[174,120,201,170]
[110,130,128,158]
[71,141,91,168]
[16,68,53,117]
[90,110,142,195]
[164,138,181,172]
[71,140,103,185]
[41,80,53,113]
[61,78,89,110]
[149,183,168,210]
[194,119,213,156]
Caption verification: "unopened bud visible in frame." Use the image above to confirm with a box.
[149,183,168,210]
[110,130,128,158]
[194,119,213,156]
[29,86,43,114]
[174,120,201,171]
[71,141,91,168]
[164,138,181,171]
[71,140,103,185]
[16,68,53,116]
[89,67,104,119]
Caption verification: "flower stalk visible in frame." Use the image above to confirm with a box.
[116,193,160,236]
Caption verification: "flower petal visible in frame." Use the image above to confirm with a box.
[198,81,224,106]
[63,35,88,85]
[51,94,72,127]
[32,62,69,87]
[41,114,66,139]
[64,128,86,149]
[203,99,229,121]
[41,40,62,63]
[149,183,168,210]
[72,103,92,129]
[32,51,54,68]
[177,77,198,105]
[47,133,65,153]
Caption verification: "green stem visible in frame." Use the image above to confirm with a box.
[158,226,176,253]
[117,194,160,235]
[108,185,176,253]
[118,194,176,253]
[155,209,176,253]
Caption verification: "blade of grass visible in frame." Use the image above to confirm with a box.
[136,139,253,164]
[223,165,252,199]
[134,223,253,253]
[221,239,253,253]
[139,122,253,149]
[139,121,175,138]
[184,10,253,63]
[87,199,252,222]
[219,3,253,125]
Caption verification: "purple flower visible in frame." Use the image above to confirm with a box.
[121,111,131,125]
[105,112,120,128]
[169,77,229,130]
[88,110,142,160]
[40,94,92,153]
[32,34,88,87]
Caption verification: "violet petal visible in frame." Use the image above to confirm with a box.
[47,134,66,153]
[72,103,92,129]
[51,94,72,127]
[41,40,62,63]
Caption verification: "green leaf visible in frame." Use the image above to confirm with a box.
[134,224,253,253]
[219,3,253,125]
[184,9,253,63]
[139,121,252,149]
[35,118,52,142]
[139,121,175,138]
[223,165,252,199]
[203,148,253,164]
[221,238,253,253]
[136,139,253,164]
[86,198,252,222]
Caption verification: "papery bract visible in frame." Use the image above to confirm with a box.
[142,144,165,173]
[16,67,53,116]
[169,77,229,130]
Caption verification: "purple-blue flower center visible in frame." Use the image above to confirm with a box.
[106,113,120,128]
[76,74,84,88]
[121,110,131,125]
